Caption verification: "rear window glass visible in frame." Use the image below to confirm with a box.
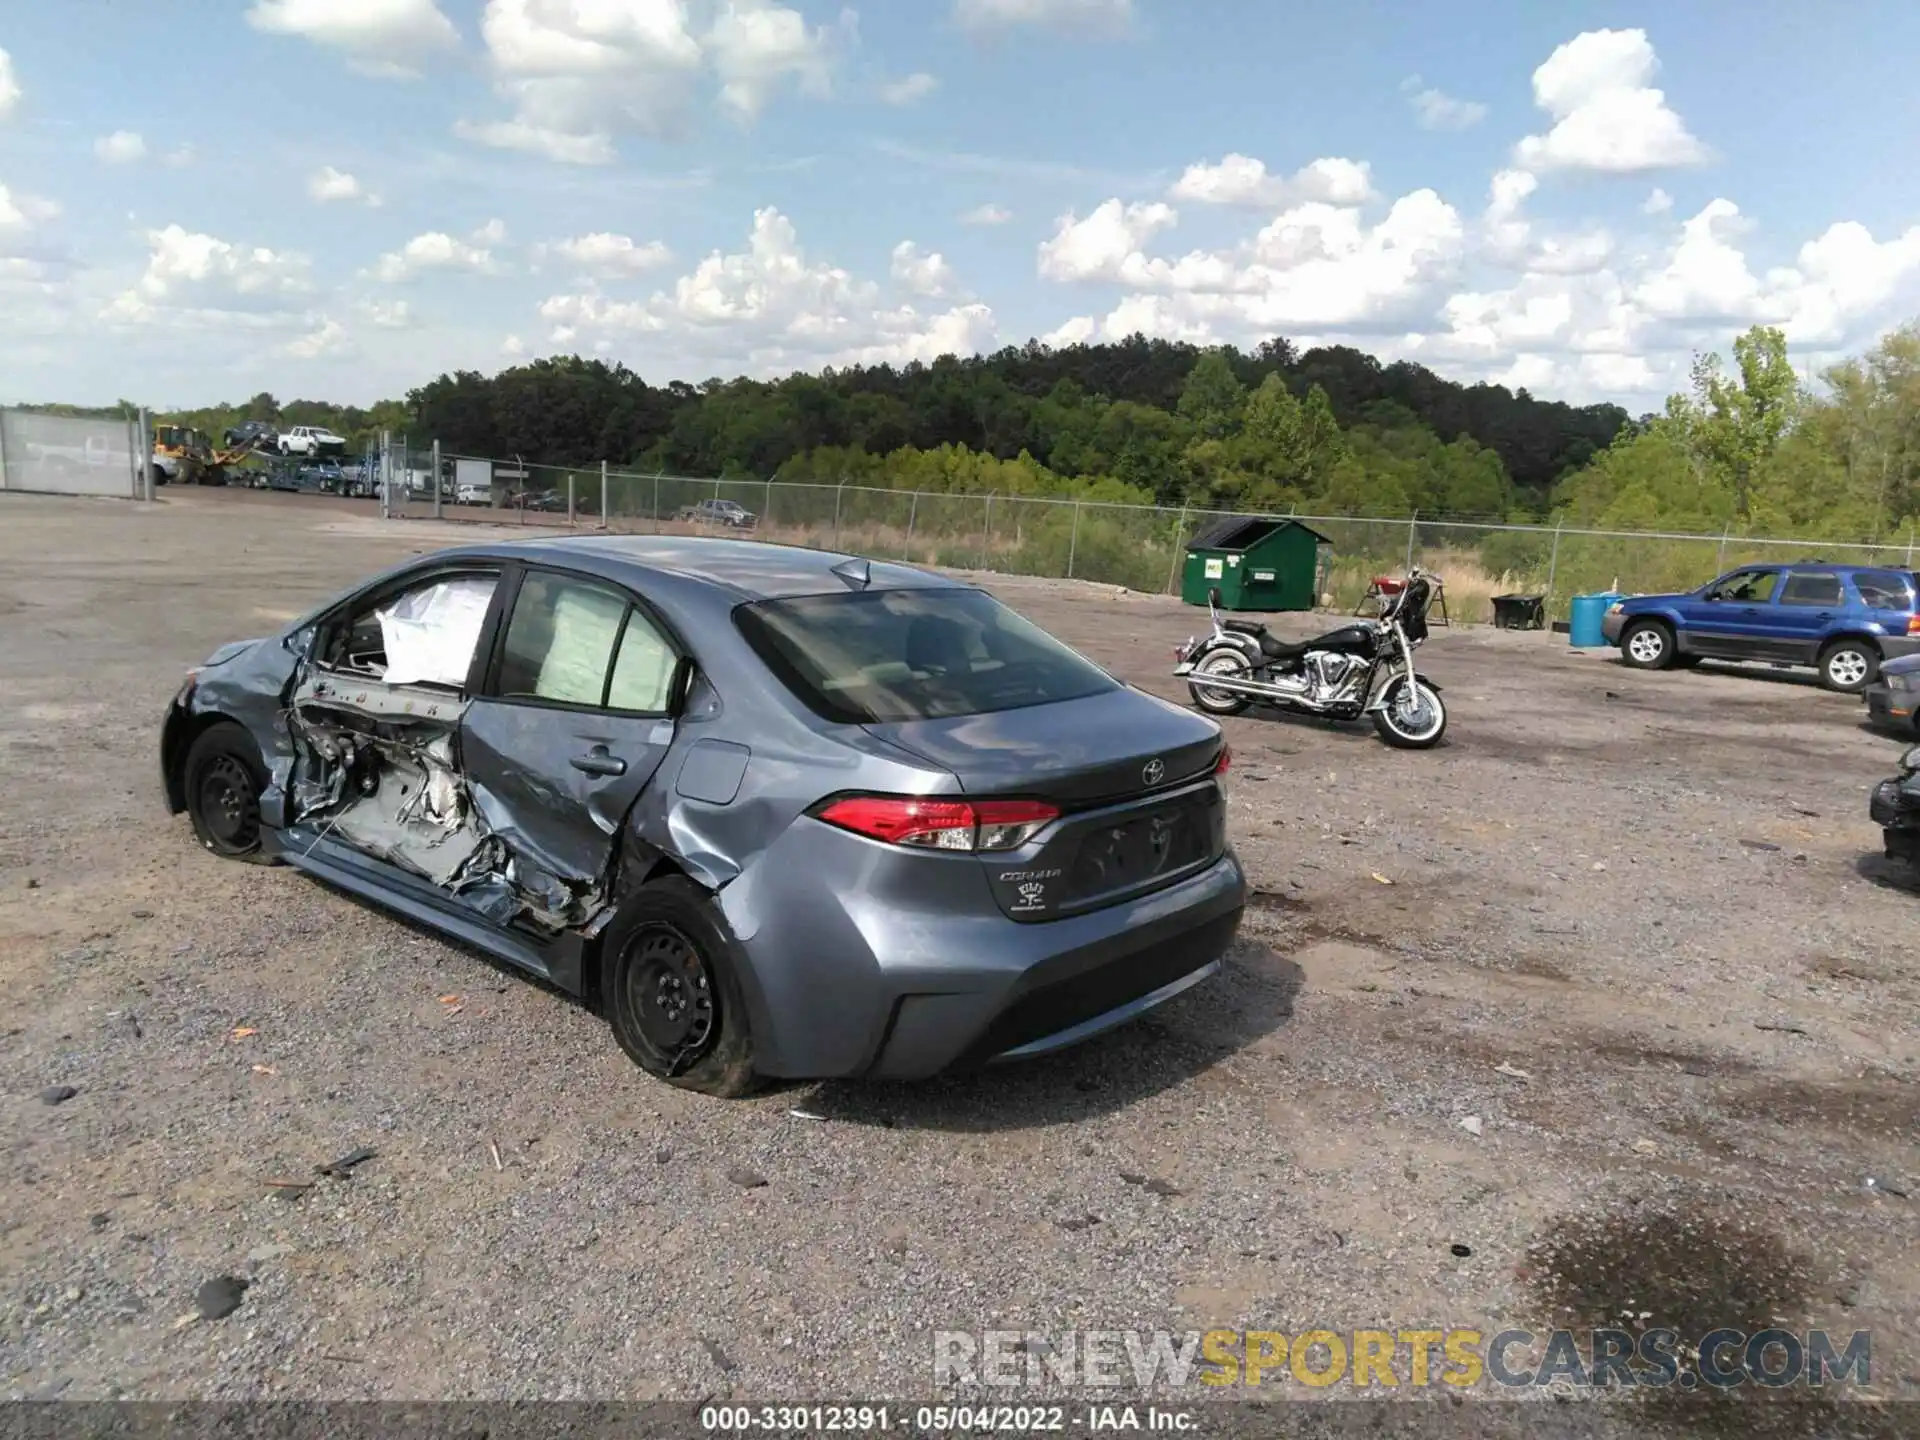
[1854,571,1915,610]
[735,587,1118,724]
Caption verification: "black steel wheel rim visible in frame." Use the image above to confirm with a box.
[197,754,260,850]
[623,924,717,1066]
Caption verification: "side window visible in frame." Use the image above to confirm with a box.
[607,612,679,712]
[321,572,498,687]
[1779,571,1843,607]
[495,571,680,712]
[1854,571,1914,610]
[1707,569,1778,603]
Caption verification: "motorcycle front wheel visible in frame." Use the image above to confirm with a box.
[1373,676,1447,749]
[1188,647,1253,716]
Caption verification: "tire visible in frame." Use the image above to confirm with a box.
[1188,646,1253,716]
[601,876,758,1097]
[182,721,274,864]
[150,464,168,486]
[1373,677,1448,749]
[1620,620,1676,671]
[1819,639,1879,694]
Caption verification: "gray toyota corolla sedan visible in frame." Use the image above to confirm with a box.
[160,535,1245,1094]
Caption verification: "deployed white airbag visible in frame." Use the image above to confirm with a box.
[378,576,497,687]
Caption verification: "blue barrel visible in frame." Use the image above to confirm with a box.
[1569,591,1623,647]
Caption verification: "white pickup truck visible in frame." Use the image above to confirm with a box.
[277,425,347,457]
[27,435,123,472]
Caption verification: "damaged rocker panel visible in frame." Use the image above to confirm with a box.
[287,668,619,936]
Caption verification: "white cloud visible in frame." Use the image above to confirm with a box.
[105,224,311,324]
[160,144,196,168]
[1480,168,1612,275]
[1170,154,1375,210]
[707,1,848,121]
[537,206,999,372]
[880,71,939,105]
[467,0,804,163]
[1400,191,1920,405]
[245,0,460,78]
[462,0,705,163]
[286,317,352,358]
[953,0,1133,37]
[94,131,147,165]
[1401,77,1487,132]
[502,334,526,357]
[0,48,19,120]
[309,165,380,205]
[542,232,675,275]
[960,202,1013,226]
[891,241,958,299]
[1039,189,1465,345]
[1039,199,1179,284]
[472,217,509,246]
[1627,200,1920,347]
[357,297,417,328]
[1515,28,1709,174]
[0,183,60,234]
[1642,187,1673,215]
[370,231,499,282]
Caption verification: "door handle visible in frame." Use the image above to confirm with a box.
[570,746,627,777]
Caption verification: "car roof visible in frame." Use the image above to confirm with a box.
[1738,562,1903,574]
[439,533,962,604]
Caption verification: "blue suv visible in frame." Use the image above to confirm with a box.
[1600,563,1920,692]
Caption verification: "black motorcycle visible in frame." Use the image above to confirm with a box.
[1173,569,1447,749]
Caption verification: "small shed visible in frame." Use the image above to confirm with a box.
[1181,517,1331,612]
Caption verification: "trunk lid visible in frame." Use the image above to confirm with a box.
[863,686,1228,922]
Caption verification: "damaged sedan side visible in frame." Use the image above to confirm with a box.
[163,536,1245,1097]
[164,557,695,1024]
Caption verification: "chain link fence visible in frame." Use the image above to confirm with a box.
[372,445,1920,621]
[0,408,148,500]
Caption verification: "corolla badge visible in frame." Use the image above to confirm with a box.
[1142,757,1166,786]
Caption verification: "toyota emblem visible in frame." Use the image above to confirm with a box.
[1142,758,1166,786]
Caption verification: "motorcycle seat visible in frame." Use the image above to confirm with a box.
[1224,619,1374,662]
[1223,619,1310,661]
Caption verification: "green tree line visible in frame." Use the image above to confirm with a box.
[80,319,1920,549]
[133,336,1626,520]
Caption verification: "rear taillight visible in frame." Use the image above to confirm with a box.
[814,795,1060,853]
[1907,615,1920,635]
[1215,744,1232,775]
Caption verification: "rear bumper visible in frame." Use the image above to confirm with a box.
[722,831,1246,1081]
[1600,611,1626,644]
[1877,635,1920,660]
[871,853,1246,1078]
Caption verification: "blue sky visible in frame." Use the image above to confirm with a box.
[1,0,1917,411]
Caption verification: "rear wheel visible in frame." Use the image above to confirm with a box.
[1819,640,1878,693]
[183,722,273,863]
[602,877,758,1097]
[1188,646,1253,716]
[1620,620,1676,671]
[1373,677,1447,749]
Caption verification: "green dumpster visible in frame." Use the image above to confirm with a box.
[1181,517,1331,612]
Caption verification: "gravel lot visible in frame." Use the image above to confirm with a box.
[1,489,1916,1425]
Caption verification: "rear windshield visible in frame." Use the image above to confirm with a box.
[735,587,1118,724]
